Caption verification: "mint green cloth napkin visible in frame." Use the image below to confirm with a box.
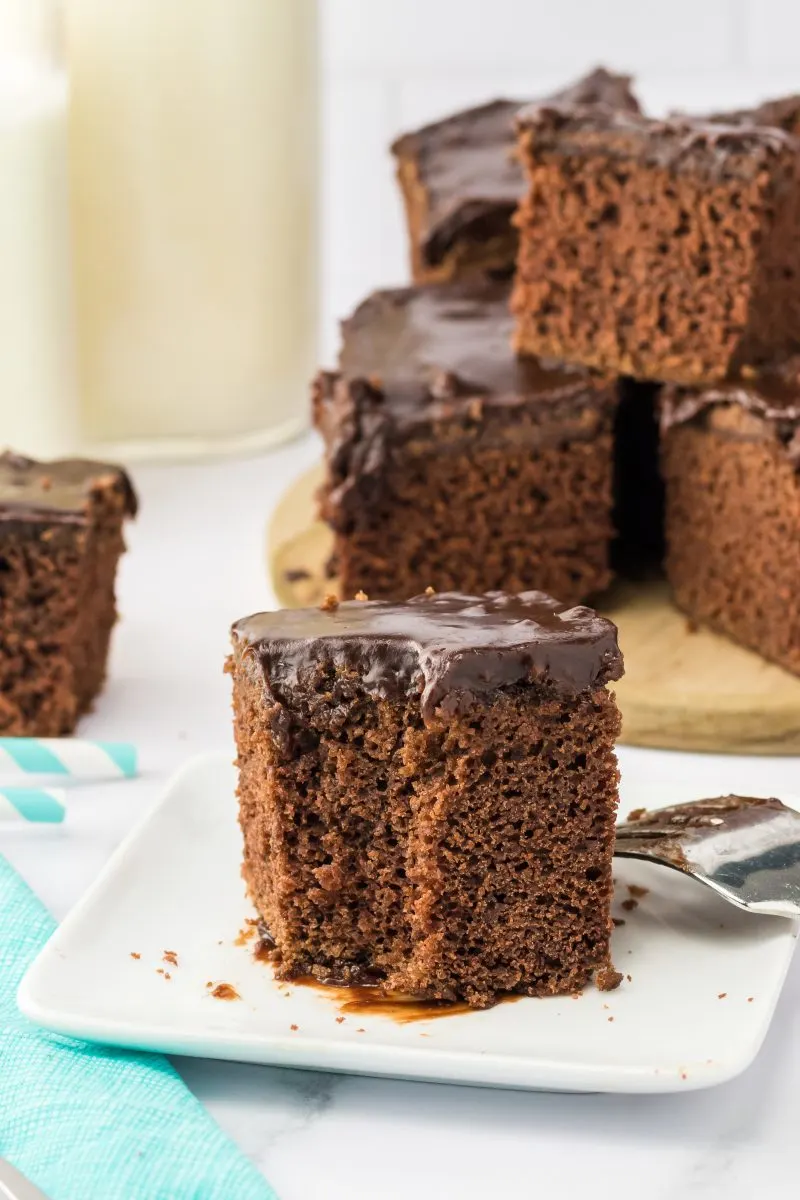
[0,854,277,1200]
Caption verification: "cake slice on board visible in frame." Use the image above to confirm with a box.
[314,283,618,605]
[391,66,640,286]
[512,106,800,384]
[661,363,800,676]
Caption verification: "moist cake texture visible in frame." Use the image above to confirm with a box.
[0,452,137,735]
[315,283,619,605]
[661,363,800,675]
[231,590,624,1007]
[391,67,640,285]
[512,107,800,384]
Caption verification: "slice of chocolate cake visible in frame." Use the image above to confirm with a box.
[661,365,800,675]
[512,107,800,384]
[230,590,623,1008]
[0,452,137,735]
[391,67,640,285]
[314,283,619,605]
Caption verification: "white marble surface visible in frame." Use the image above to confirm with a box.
[2,436,799,1200]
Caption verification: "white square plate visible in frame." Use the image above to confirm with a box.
[19,753,799,1093]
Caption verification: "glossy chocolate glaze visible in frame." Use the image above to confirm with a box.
[703,93,800,136]
[517,106,794,179]
[0,451,138,526]
[232,590,624,724]
[314,283,617,529]
[661,363,800,463]
[338,283,604,403]
[392,68,640,266]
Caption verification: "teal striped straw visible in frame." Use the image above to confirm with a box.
[0,739,137,780]
[0,788,66,824]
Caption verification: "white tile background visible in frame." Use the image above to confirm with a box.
[319,0,800,360]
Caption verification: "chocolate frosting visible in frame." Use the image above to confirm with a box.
[702,93,800,136]
[0,451,138,525]
[661,362,800,465]
[516,106,794,179]
[392,68,640,266]
[313,283,616,531]
[233,591,624,723]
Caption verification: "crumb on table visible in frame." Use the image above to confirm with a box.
[210,983,241,1001]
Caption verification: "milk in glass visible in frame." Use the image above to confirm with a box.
[66,0,319,457]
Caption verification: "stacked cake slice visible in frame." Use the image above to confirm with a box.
[510,98,800,675]
[313,70,800,677]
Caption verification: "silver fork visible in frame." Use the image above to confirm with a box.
[614,795,800,918]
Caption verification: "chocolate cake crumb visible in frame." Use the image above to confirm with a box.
[626,808,646,822]
[596,967,624,992]
[748,997,754,1002]
[612,918,626,927]
[211,983,241,1001]
[608,1016,615,1022]
[290,1024,299,1031]
[335,1016,345,1024]
[621,898,638,912]
[163,950,179,966]
[627,884,649,899]
[130,952,140,960]
[718,992,727,999]
[320,594,339,612]
[626,974,632,982]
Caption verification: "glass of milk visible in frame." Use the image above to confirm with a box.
[0,0,79,459]
[65,0,320,459]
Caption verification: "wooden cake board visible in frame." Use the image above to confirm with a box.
[268,466,800,755]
